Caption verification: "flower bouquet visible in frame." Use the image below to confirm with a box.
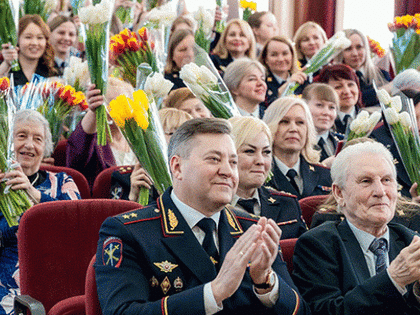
[376,87,420,193]
[0,0,20,71]
[388,14,420,74]
[215,0,226,33]
[143,71,173,109]
[194,7,214,53]
[367,36,386,59]
[347,110,381,141]
[0,77,32,227]
[284,31,351,96]
[71,0,85,16]
[63,56,90,93]
[22,0,58,22]
[108,89,172,205]
[115,1,135,29]
[239,0,256,22]
[79,0,114,146]
[180,45,240,119]
[110,27,158,87]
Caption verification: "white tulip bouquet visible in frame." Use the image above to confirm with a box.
[347,110,381,141]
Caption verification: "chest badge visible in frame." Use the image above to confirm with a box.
[154,260,178,273]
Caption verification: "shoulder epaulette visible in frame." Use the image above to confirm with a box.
[116,204,161,225]
[263,186,298,199]
[117,165,134,175]
[226,204,259,221]
[313,162,331,170]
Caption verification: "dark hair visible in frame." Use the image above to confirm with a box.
[314,64,363,107]
[165,29,194,74]
[247,11,268,29]
[19,14,57,76]
[168,118,232,159]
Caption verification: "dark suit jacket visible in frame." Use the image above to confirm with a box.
[370,121,411,198]
[96,188,309,315]
[316,131,344,162]
[267,156,332,199]
[356,69,391,107]
[210,53,233,76]
[293,219,420,315]
[164,71,186,91]
[258,186,307,239]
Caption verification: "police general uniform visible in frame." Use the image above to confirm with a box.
[95,188,309,315]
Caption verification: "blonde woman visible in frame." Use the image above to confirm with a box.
[263,97,332,199]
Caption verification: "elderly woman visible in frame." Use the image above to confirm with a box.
[224,58,267,118]
[163,87,211,118]
[293,141,420,315]
[229,116,307,239]
[0,109,80,314]
[293,22,328,68]
[210,19,256,75]
[259,36,308,106]
[263,97,332,199]
[315,64,363,134]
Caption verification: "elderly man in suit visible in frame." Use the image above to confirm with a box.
[95,118,309,315]
[292,141,420,314]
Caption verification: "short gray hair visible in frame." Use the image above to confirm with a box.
[168,118,232,160]
[13,109,53,157]
[331,141,396,189]
[224,58,266,94]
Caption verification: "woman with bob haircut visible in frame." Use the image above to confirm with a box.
[229,116,307,238]
[210,19,256,75]
[163,87,211,118]
[259,36,308,106]
[263,97,332,199]
[224,58,267,118]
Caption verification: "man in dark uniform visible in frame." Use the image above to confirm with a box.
[95,118,309,315]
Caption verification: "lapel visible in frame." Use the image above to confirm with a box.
[334,117,346,135]
[258,187,282,221]
[328,132,339,151]
[300,157,319,198]
[337,220,371,283]
[270,161,300,197]
[218,207,245,266]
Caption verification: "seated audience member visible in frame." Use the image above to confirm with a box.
[248,11,278,56]
[302,83,343,162]
[170,16,195,34]
[110,108,193,201]
[259,36,308,107]
[163,87,212,118]
[263,97,332,199]
[164,29,195,91]
[293,21,328,69]
[335,29,392,107]
[229,116,307,238]
[66,77,137,188]
[315,64,363,134]
[210,19,256,76]
[293,141,420,315]
[224,58,267,118]
[95,118,309,315]
[0,109,80,314]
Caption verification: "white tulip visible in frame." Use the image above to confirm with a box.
[144,72,174,98]
[180,63,200,85]
[63,57,89,88]
[398,112,412,128]
[384,107,399,125]
[332,35,351,50]
[198,65,218,85]
[390,96,402,113]
[78,0,113,24]
[367,111,381,130]
[350,119,362,134]
[356,110,369,121]
[376,88,391,105]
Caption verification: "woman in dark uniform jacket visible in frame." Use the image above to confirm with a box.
[229,116,307,239]
[259,36,309,108]
[210,19,256,76]
[263,97,332,200]
[164,29,195,91]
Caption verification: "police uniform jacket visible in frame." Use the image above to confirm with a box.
[267,156,332,200]
[292,219,420,315]
[210,53,233,76]
[316,131,344,162]
[164,71,186,91]
[258,186,307,239]
[356,69,391,107]
[95,188,309,315]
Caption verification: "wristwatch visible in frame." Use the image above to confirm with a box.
[253,269,275,289]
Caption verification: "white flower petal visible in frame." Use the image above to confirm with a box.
[377,88,392,105]
[384,107,399,125]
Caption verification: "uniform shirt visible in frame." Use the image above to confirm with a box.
[337,107,356,125]
[274,156,303,194]
[232,190,261,216]
[238,106,260,118]
[317,132,335,157]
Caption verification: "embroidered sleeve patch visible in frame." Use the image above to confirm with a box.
[102,237,123,268]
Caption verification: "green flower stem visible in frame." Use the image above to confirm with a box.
[137,186,149,206]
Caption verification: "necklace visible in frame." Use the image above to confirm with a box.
[30,172,39,186]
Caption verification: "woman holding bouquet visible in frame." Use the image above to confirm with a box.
[263,97,332,199]
[228,116,307,239]
[0,15,57,86]
[0,109,80,314]
[210,19,256,76]
[335,29,392,107]
[259,36,308,106]
[293,22,328,68]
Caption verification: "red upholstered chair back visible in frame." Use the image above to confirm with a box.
[18,199,141,314]
[299,195,328,228]
[92,165,134,199]
[85,256,102,315]
[51,139,68,167]
[40,164,91,199]
[279,238,298,274]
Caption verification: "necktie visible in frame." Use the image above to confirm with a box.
[286,169,300,194]
[343,114,351,126]
[196,218,219,268]
[369,238,388,274]
[318,137,333,157]
[237,198,257,214]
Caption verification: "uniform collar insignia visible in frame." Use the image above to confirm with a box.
[224,207,244,235]
[160,196,184,235]
[393,158,399,165]
[154,260,178,273]
[268,90,273,95]
[268,197,276,204]
[267,77,272,82]
[309,165,315,171]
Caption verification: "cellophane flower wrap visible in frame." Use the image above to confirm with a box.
[194,7,214,53]
[239,0,256,22]
[79,0,114,146]
[0,0,20,71]
[143,71,174,109]
[38,81,88,147]
[108,90,172,205]
[376,86,420,193]
[115,2,135,29]
[22,0,57,22]
[215,0,226,33]
[180,45,240,119]
[388,14,420,74]
[110,27,158,87]
[0,77,32,227]
[347,110,381,141]
[284,31,351,96]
